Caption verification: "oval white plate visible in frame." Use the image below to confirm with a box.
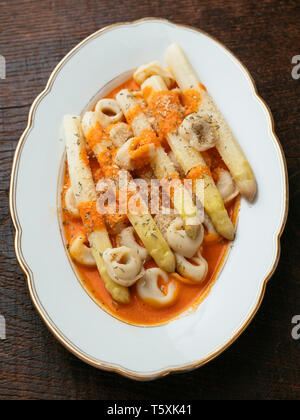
[10,18,288,380]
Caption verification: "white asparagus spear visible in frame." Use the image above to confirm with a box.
[116,89,200,240]
[165,43,257,202]
[140,75,235,240]
[64,115,130,303]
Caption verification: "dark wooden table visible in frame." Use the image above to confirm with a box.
[0,0,299,400]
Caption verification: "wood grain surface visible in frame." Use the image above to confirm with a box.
[0,0,299,400]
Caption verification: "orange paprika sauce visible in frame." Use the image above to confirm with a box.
[61,78,240,326]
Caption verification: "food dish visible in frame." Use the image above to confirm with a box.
[61,44,254,325]
[10,19,288,379]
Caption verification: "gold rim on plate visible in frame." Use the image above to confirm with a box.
[9,18,289,381]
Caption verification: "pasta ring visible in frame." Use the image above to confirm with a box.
[176,250,208,283]
[133,61,175,88]
[69,234,96,266]
[179,113,216,152]
[119,227,149,262]
[167,217,204,258]
[115,138,135,170]
[103,246,144,287]
[95,99,124,128]
[216,169,240,204]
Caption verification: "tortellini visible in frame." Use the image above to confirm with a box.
[136,268,178,307]
[65,187,80,218]
[103,246,144,287]
[69,234,96,266]
[119,227,149,262]
[133,61,175,88]
[179,113,216,152]
[176,250,208,283]
[166,217,204,258]
[216,169,240,204]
